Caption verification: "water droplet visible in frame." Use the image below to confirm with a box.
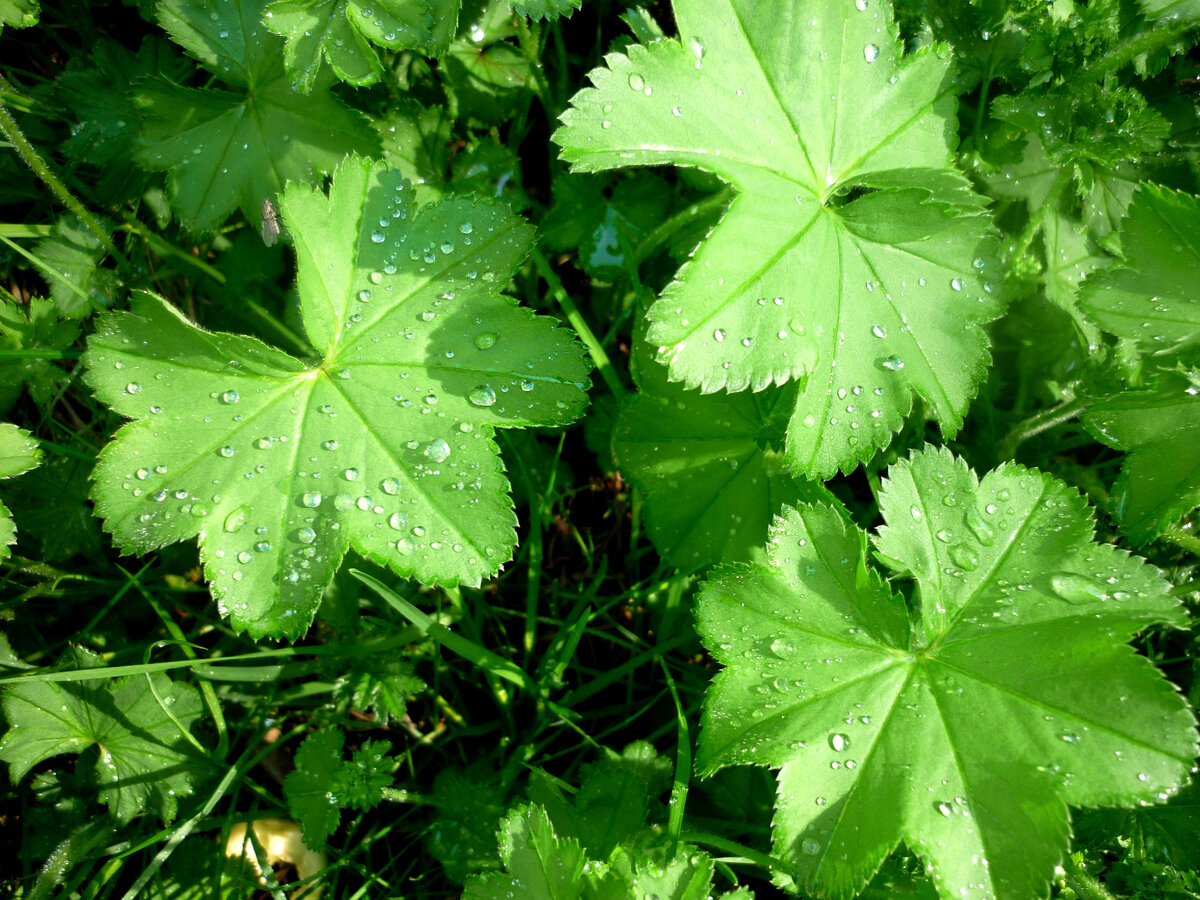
[937,801,954,817]
[863,44,879,62]
[801,838,821,855]
[389,512,408,530]
[881,356,904,371]
[323,440,339,451]
[370,232,385,243]
[218,445,235,458]
[255,541,271,553]
[125,382,142,395]
[469,385,497,407]
[950,278,964,291]
[871,324,887,339]
[1049,574,1108,604]
[628,73,645,91]
[520,380,535,392]
[440,240,454,254]
[344,468,360,482]
[949,545,979,571]
[769,637,795,659]
[474,332,498,350]
[301,491,322,508]
[220,389,239,404]
[829,733,850,752]
[297,526,317,544]
[381,477,401,495]
[425,439,451,463]
[223,508,248,532]
[459,222,473,234]
[713,328,726,342]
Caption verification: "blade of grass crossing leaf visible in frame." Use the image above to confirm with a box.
[532,247,623,396]
[659,657,690,856]
[0,233,94,307]
[351,569,535,695]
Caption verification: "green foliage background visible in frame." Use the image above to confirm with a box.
[1,0,1199,898]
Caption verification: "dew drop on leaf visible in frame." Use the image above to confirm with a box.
[297,526,317,544]
[469,386,497,407]
[829,733,850,752]
[224,508,248,532]
[863,44,879,62]
[301,491,322,508]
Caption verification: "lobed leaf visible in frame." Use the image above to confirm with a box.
[84,156,589,638]
[695,446,1197,900]
[0,646,206,824]
[136,0,378,233]
[0,423,40,560]
[555,0,1001,477]
[1081,184,1200,355]
[1084,370,1200,544]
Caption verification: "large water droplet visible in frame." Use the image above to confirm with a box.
[224,508,248,532]
[801,838,821,856]
[474,332,498,350]
[863,44,879,62]
[469,385,497,407]
[301,491,322,508]
[881,356,904,371]
[297,526,317,544]
[425,439,451,463]
[829,733,850,752]
[769,637,795,659]
[1049,573,1108,604]
[220,389,239,404]
[381,477,401,495]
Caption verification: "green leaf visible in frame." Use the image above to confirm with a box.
[695,446,1197,900]
[0,423,39,561]
[0,0,37,31]
[283,728,346,848]
[613,340,839,570]
[0,646,206,824]
[136,0,379,233]
[555,0,1001,477]
[463,803,601,900]
[1139,0,1200,24]
[1084,370,1200,544]
[1041,211,1107,346]
[1081,184,1200,354]
[509,0,581,20]
[83,156,590,638]
[333,654,425,724]
[3,452,102,562]
[35,216,120,319]
[263,0,448,92]
[283,727,394,848]
[427,766,508,883]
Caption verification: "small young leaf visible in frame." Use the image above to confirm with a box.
[0,646,206,824]
[509,0,581,21]
[283,727,394,848]
[695,446,1197,900]
[556,0,1001,477]
[0,298,80,416]
[1084,370,1200,544]
[333,655,425,724]
[34,217,121,319]
[83,156,590,637]
[1081,184,1200,353]
[136,0,379,233]
[0,0,38,32]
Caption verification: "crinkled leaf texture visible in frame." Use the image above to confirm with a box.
[135,0,378,233]
[555,0,1000,478]
[1081,185,1200,355]
[510,0,581,20]
[83,156,590,638]
[0,646,205,824]
[695,446,1197,900]
[0,423,40,560]
[1084,371,1200,545]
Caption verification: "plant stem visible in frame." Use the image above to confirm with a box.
[998,397,1085,459]
[0,75,129,275]
[0,233,95,307]
[635,187,734,264]
[1161,526,1200,558]
[532,248,626,397]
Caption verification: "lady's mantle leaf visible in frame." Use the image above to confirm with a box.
[1084,371,1200,545]
[83,156,590,638]
[284,728,393,848]
[1081,185,1200,356]
[509,0,581,20]
[695,446,1197,900]
[135,0,378,233]
[0,423,40,560]
[0,646,205,824]
[555,0,1000,478]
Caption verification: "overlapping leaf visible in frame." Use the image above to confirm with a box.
[83,156,589,638]
[0,297,79,415]
[135,0,378,232]
[0,646,206,823]
[555,0,1000,477]
[1081,184,1200,355]
[264,0,457,92]
[695,446,1197,900]
[614,340,837,570]
[284,727,393,848]
[1084,370,1200,544]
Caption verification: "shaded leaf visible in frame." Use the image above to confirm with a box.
[0,646,206,823]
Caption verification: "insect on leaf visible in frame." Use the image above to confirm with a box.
[83,156,590,638]
[695,446,1197,900]
[555,0,1001,478]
